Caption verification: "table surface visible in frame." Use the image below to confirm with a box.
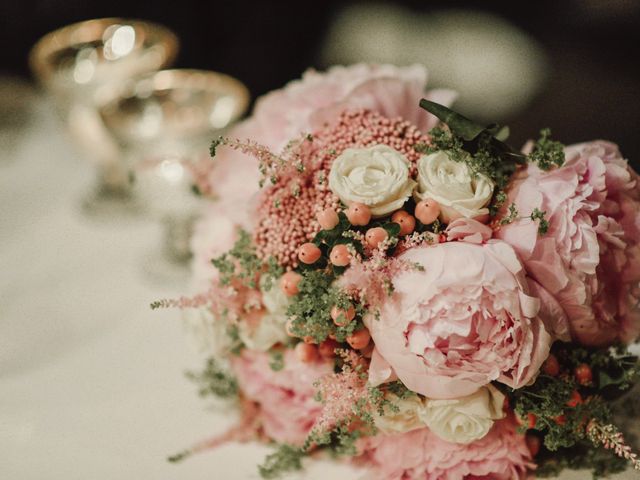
[0,77,635,480]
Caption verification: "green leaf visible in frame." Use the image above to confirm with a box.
[382,222,401,237]
[419,99,486,141]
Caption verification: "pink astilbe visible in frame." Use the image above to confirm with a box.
[168,398,263,463]
[311,350,371,436]
[211,136,306,189]
[338,247,429,313]
[150,287,220,310]
[587,420,640,470]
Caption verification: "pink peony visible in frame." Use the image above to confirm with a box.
[497,141,640,346]
[366,241,552,399]
[356,416,533,480]
[230,349,332,445]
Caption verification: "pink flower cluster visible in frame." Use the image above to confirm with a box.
[356,416,533,480]
[190,64,454,283]
[231,349,332,445]
[184,63,640,479]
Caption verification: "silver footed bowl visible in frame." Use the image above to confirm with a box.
[97,69,250,282]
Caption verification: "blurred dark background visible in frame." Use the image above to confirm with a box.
[2,0,639,163]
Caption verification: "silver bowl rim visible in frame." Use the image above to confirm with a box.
[29,17,180,84]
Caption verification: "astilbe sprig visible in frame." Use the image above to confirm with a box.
[300,350,413,460]
[211,229,267,289]
[210,133,316,189]
[587,420,640,471]
[169,399,262,464]
[306,349,371,439]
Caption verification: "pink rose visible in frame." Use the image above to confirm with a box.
[366,241,552,399]
[356,416,533,480]
[230,350,332,445]
[497,141,640,346]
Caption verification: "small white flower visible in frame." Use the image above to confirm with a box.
[329,145,416,217]
[414,151,494,223]
[238,275,290,352]
[419,385,505,444]
[373,393,427,434]
[182,306,232,360]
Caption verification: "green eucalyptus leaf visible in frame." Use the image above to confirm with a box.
[419,99,486,141]
[382,222,401,237]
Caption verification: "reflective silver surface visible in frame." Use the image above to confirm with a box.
[30,18,179,105]
[98,69,249,282]
[29,18,180,217]
[99,69,249,152]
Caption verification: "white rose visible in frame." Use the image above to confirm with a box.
[373,393,427,434]
[328,144,416,217]
[419,385,505,444]
[414,151,494,223]
[238,276,290,352]
[182,306,232,360]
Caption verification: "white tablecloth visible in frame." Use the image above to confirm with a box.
[0,78,634,479]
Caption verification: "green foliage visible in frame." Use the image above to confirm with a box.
[209,136,224,158]
[489,190,507,216]
[529,128,565,170]
[258,444,304,479]
[226,324,244,356]
[419,100,527,190]
[535,440,628,479]
[500,203,519,225]
[286,270,361,343]
[211,230,282,289]
[509,343,640,476]
[185,357,238,399]
[530,207,550,235]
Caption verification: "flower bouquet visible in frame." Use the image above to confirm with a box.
[157,65,640,479]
